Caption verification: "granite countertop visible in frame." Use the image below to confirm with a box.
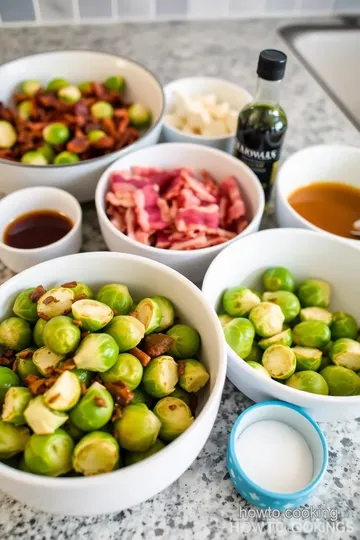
[1,18,360,540]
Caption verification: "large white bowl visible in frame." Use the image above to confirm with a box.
[276,144,360,248]
[95,143,265,284]
[0,50,165,202]
[202,228,360,422]
[0,252,226,515]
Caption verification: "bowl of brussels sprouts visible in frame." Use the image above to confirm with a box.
[202,228,360,422]
[0,252,226,515]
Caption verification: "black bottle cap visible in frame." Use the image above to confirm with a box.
[257,49,287,81]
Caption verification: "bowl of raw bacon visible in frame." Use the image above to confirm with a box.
[95,143,265,282]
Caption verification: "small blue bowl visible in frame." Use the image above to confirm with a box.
[227,400,328,511]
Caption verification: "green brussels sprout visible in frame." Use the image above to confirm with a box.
[63,420,84,442]
[46,78,69,92]
[24,395,68,435]
[244,342,263,363]
[37,142,55,163]
[73,431,120,476]
[72,299,113,332]
[299,307,332,325]
[43,316,81,355]
[262,267,296,292]
[286,371,329,395]
[32,346,64,377]
[44,371,81,412]
[2,387,32,425]
[128,103,152,129]
[24,429,74,476]
[0,120,17,149]
[77,81,92,93]
[150,296,175,331]
[113,403,161,452]
[292,346,322,371]
[169,386,192,407]
[0,420,30,459]
[249,302,285,338]
[104,75,125,92]
[258,328,292,350]
[262,291,300,323]
[100,352,143,390]
[21,80,41,96]
[319,356,332,371]
[0,367,20,406]
[166,324,200,358]
[224,318,255,358]
[37,287,75,320]
[246,361,271,377]
[218,313,234,329]
[0,317,32,351]
[16,354,41,382]
[133,298,161,335]
[58,85,81,104]
[96,283,133,315]
[142,355,178,398]
[72,368,93,387]
[323,339,333,355]
[105,315,145,352]
[88,129,107,143]
[222,286,261,317]
[154,397,194,442]
[54,151,80,165]
[73,333,119,372]
[43,123,70,145]
[33,318,47,348]
[262,345,296,380]
[65,281,93,300]
[320,365,360,396]
[131,386,153,407]
[297,279,330,308]
[21,151,48,165]
[178,359,209,393]
[91,101,114,119]
[293,321,331,349]
[330,312,358,340]
[17,100,32,121]
[330,338,360,371]
[70,382,113,431]
[125,439,165,466]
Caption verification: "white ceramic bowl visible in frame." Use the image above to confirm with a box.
[276,144,360,248]
[95,142,265,283]
[202,228,360,422]
[0,252,226,515]
[0,187,82,273]
[0,50,165,202]
[162,77,252,153]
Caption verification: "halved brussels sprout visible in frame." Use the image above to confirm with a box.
[154,397,194,442]
[91,101,114,119]
[100,352,143,390]
[166,324,200,358]
[72,368,93,387]
[37,287,74,320]
[88,129,107,143]
[246,361,271,377]
[249,302,285,338]
[38,142,55,163]
[128,104,152,129]
[244,342,263,363]
[43,316,81,355]
[70,382,113,431]
[113,403,161,452]
[262,344,296,380]
[131,386,153,407]
[297,279,330,308]
[125,439,165,466]
[299,307,332,326]
[96,283,133,315]
[77,81,92,93]
[54,151,80,165]
[170,386,192,407]
[262,267,296,292]
[2,387,32,425]
[286,371,329,395]
[21,150,48,165]
[72,299,113,331]
[0,120,17,149]
[73,333,119,372]
[73,431,120,476]
[292,346,322,371]
[58,85,81,104]
[0,420,30,459]
[133,298,161,335]
[320,365,360,396]
[218,314,234,329]
[12,288,38,322]
[330,338,360,370]
[0,367,20,406]
[63,420,84,442]
[44,371,81,412]
[319,355,332,371]
[24,429,74,476]
[0,317,32,351]
[32,346,64,376]
[224,318,255,358]
[66,282,93,300]
[150,296,175,331]
[24,396,68,435]
[105,316,145,352]
[16,354,41,382]
[142,355,178,398]
[178,359,209,393]
[43,122,70,145]
[33,318,47,348]
[262,291,300,323]
[17,100,32,121]
[258,328,292,350]
[21,80,41,96]
[222,286,260,317]
[330,312,358,340]
[46,78,69,92]
[104,75,125,92]
[293,321,331,349]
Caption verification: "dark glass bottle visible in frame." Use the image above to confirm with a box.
[233,49,288,202]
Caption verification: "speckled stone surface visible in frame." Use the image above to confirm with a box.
[0,18,360,540]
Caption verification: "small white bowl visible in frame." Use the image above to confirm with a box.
[95,142,265,283]
[0,187,82,273]
[162,77,252,153]
[276,144,360,248]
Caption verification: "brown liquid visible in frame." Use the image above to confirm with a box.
[4,209,73,249]
[288,182,360,239]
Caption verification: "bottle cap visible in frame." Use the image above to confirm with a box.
[257,49,287,81]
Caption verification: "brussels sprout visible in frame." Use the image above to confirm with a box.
[150,296,175,331]
[16,355,41,382]
[166,324,200,358]
[104,75,125,92]
[91,101,114,119]
[73,431,120,476]
[65,281,93,300]
[0,420,30,459]
[70,382,113,431]
[262,291,300,323]
[0,120,17,149]
[21,151,48,165]
[54,151,80,165]
[73,333,119,372]
[72,299,113,332]
[330,338,360,370]
[292,346,322,371]
[258,328,292,350]
[249,302,285,338]
[63,420,84,442]
[113,403,161,452]
[24,396,68,435]
[88,129,107,143]
[0,367,20,406]
[178,359,209,393]
[33,318,47,348]
[244,342,263,363]
[154,397,194,442]
[286,371,329,395]
[224,318,255,358]
[96,283,133,315]
[222,286,261,317]
[300,307,332,326]
[32,346,64,376]
[320,365,360,396]
[131,386,153,407]
[125,439,165,466]
[105,315,145,352]
[246,361,271,377]
[297,279,330,308]
[17,100,32,121]
[43,316,81,355]
[262,267,296,292]
[44,371,81,412]
[2,387,32,425]
[72,368,93,387]
[128,103,152,129]
[293,321,331,349]
[330,312,358,340]
[133,298,161,335]
[0,317,32,351]
[218,313,234,329]
[46,78,69,92]
[319,356,332,371]
[21,80,41,96]
[24,429,74,476]
[323,340,334,355]
[77,81,92,93]
[100,352,143,390]
[142,355,178,398]
[37,287,74,320]
[43,123,70,145]
[169,386,192,407]
[262,345,296,380]
[37,142,55,163]
[58,85,81,104]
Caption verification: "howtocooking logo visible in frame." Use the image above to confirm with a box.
[236,142,277,160]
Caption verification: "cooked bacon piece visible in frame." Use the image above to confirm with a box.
[221,176,246,224]
[130,347,151,367]
[17,348,33,360]
[112,407,123,422]
[177,188,201,209]
[181,171,217,203]
[61,281,77,288]
[0,356,14,367]
[91,82,105,98]
[25,374,57,395]
[92,135,115,150]
[67,136,90,154]
[43,295,56,305]
[175,204,220,232]
[178,360,186,376]
[142,333,174,357]
[29,285,46,302]
[94,396,107,408]
[103,381,133,407]
[170,235,208,251]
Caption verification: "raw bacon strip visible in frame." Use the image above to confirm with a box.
[157,198,171,223]
[177,188,201,209]
[201,169,220,200]
[113,182,137,194]
[155,231,172,249]
[131,166,162,177]
[175,205,220,232]
[181,171,217,203]
[219,197,228,228]
[111,171,150,191]
[221,176,246,223]
[125,208,136,239]
[235,218,249,234]
[168,230,198,241]
[170,235,209,251]
[163,176,185,201]
[135,230,151,245]
[169,200,178,221]
[205,228,237,239]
